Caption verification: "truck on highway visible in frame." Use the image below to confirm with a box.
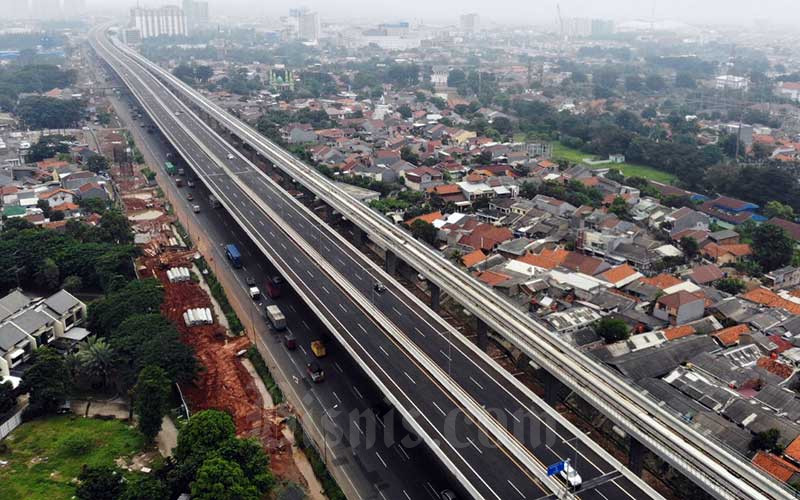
[265,305,286,331]
[310,340,326,358]
[225,244,242,268]
[164,161,177,175]
[209,194,221,208]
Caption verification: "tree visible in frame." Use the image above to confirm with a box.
[50,210,65,222]
[447,69,467,88]
[675,72,696,88]
[75,466,125,500]
[605,169,625,184]
[645,74,666,92]
[16,96,84,129]
[764,201,794,221]
[593,67,619,89]
[22,347,69,416]
[594,317,630,344]
[216,438,274,492]
[608,196,630,220]
[679,237,700,261]
[172,64,196,83]
[752,224,794,272]
[715,278,745,295]
[191,457,260,500]
[492,116,513,136]
[410,220,437,245]
[76,337,115,389]
[624,75,643,92]
[34,257,60,291]
[400,146,418,165]
[397,104,412,119]
[0,380,15,414]
[120,475,169,500]
[750,428,783,454]
[176,409,237,464]
[194,65,214,83]
[86,155,109,173]
[133,365,171,441]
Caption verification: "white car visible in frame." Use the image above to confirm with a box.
[249,286,261,300]
[227,153,235,160]
[559,461,582,489]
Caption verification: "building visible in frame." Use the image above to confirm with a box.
[591,19,615,36]
[30,0,61,19]
[777,82,800,102]
[122,28,142,45]
[715,75,749,91]
[182,0,208,27]
[0,289,88,385]
[765,267,800,291]
[460,13,479,33]
[653,291,705,325]
[298,11,320,43]
[130,5,188,39]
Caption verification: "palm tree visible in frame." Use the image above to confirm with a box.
[76,337,115,389]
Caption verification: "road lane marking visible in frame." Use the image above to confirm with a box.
[353,386,363,399]
[379,346,389,357]
[507,480,525,498]
[334,362,343,373]
[432,401,446,416]
[414,327,426,338]
[469,376,484,390]
[375,451,387,468]
[357,323,368,334]
[467,436,483,455]
[338,303,347,313]
[321,285,330,295]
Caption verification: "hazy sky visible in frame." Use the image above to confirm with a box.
[107,0,800,25]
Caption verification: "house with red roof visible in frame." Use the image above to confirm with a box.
[653,290,705,325]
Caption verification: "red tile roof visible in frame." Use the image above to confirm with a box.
[561,252,606,275]
[640,274,683,290]
[757,357,794,380]
[658,290,704,309]
[461,249,487,268]
[405,211,443,226]
[768,217,800,241]
[663,325,696,341]
[516,248,569,270]
[689,264,724,285]
[784,436,800,465]
[712,324,750,347]
[743,288,800,315]
[600,264,639,286]
[752,451,800,483]
[474,270,512,287]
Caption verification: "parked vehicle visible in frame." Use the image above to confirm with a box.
[225,244,242,268]
[307,362,324,382]
[310,340,326,358]
[265,304,286,331]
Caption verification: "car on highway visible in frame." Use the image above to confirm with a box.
[283,331,297,350]
[271,275,284,285]
[265,279,281,299]
[186,193,193,201]
[440,490,457,500]
[249,286,261,300]
[192,204,201,213]
[227,153,235,160]
[307,362,324,382]
[559,461,582,490]
[187,179,195,188]
[373,282,387,294]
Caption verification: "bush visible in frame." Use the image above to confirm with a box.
[57,431,94,456]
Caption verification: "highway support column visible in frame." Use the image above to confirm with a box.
[430,283,440,311]
[628,437,646,476]
[385,250,397,275]
[476,318,488,350]
[542,370,560,405]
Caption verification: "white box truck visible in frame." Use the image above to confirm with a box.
[265,305,286,331]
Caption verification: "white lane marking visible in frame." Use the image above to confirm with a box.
[466,436,483,455]
[357,323,368,334]
[324,245,331,252]
[269,231,275,237]
[403,371,416,385]
[258,219,265,226]
[353,386,363,399]
[432,401,446,416]
[354,272,363,280]
[302,320,310,330]
[396,444,410,460]
[375,451,387,468]
[379,346,389,357]
[440,349,451,361]
[414,327,426,338]
[306,270,313,278]
[469,376,484,390]
[353,419,365,436]
[507,479,525,498]
[288,305,296,313]
[403,490,411,500]
[334,362,343,373]
[299,345,307,355]
[338,303,347,313]
[505,408,521,423]
[321,285,330,295]
[332,391,342,404]
[392,306,401,315]
[379,491,388,500]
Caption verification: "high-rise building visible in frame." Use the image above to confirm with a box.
[31,0,61,20]
[591,19,615,37]
[130,5,188,39]
[460,13,479,33]
[297,11,320,43]
[62,0,86,19]
[182,0,209,27]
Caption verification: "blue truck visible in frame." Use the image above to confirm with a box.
[225,244,242,268]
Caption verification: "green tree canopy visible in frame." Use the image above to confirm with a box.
[21,347,69,416]
[594,317,630,344]
[191,457,260,500]
[410,220,438,245]
[75,466,125,500]
[715,278,745,295]
[176,409,237,464]
[764,201,795,221]
[120,475,169,500]
[16,95,84,129]
[752,224,794,272]
[0,380,16,414]
[133,364,171,441]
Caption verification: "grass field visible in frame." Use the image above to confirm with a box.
[552,142,676,183]
[0,416,145,500]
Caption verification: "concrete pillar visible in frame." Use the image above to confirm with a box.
[476,318,488,350]
[430,283,440,312]
[628,437,646,476]
[385,250,397,275]
[542,370,560,405]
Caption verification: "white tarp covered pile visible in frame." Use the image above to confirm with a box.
[167,267,191,283]
[182,307,213,326]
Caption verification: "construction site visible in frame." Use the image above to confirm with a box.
[110,147,322,495]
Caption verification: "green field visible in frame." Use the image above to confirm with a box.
[0,416,146,500]
[552,142,676,183]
